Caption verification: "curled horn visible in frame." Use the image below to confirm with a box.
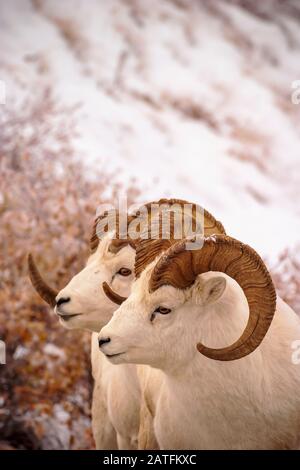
[100,199,226,306]
[28,254,58,307]
[90,210,116,253]
[149,235,276,361]
[141,198,225,236]
[102,281,127,305]
[134,201,226,279]
[90,199,225,253]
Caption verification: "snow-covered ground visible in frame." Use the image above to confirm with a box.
[1,0,300,259]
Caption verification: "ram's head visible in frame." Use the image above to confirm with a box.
[28,199,225,331]
[99,234,276,368]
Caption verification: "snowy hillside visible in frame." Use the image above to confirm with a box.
[1,0,300,258]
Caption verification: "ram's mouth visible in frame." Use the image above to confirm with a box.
[105,352,126,359]
[57,313,82,321]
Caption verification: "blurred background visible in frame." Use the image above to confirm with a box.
[0,0,300,449]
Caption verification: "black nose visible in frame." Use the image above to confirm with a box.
[56,297,71,307]
[99,337,111,348]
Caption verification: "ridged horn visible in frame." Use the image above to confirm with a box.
[90,199,225,253]
[149,235,276,361]
[134,201,226,279]
[146,198,225,236]
[28,254,58,307]
[102,281,127,305]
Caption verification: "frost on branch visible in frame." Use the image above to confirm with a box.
[0,88,138,449]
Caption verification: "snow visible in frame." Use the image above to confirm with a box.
[53,404,70,424]
[43,343,66,359]
[13,345,29,360]
[1,0,300,260]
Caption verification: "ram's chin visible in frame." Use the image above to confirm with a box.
[104,352,130,365]
[105,350,153,367]
[58,316,83,330]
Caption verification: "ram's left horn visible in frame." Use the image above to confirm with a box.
[149,235,276,361]
[102,282,127,305]
[28,254,58,307]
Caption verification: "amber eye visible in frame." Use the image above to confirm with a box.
[155,306,171,315]
[118,267,132,277]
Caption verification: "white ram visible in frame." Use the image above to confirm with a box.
[99,235,300,450]
[28,199,225,449]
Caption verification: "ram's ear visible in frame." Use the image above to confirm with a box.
[201,276,226,306]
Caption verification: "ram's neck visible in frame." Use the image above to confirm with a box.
[160,293,294,402]
[159,278,264,405]
[155,294,300,449]
[199,277,250,353]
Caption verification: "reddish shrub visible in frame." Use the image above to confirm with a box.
[0,87,139,449]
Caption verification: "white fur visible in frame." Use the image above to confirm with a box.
[100,265,300,450]
[55,235,135,332]
[55,234,142,449]
[57,204,197,449]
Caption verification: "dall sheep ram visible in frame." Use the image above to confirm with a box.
[28,199,225,449]
[99,234,300,449]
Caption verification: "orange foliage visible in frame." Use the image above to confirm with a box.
[0,88,139,449]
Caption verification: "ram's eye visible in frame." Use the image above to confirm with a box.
[117,267,132,277]
[155,306,171,315]
[150,306,172,322]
